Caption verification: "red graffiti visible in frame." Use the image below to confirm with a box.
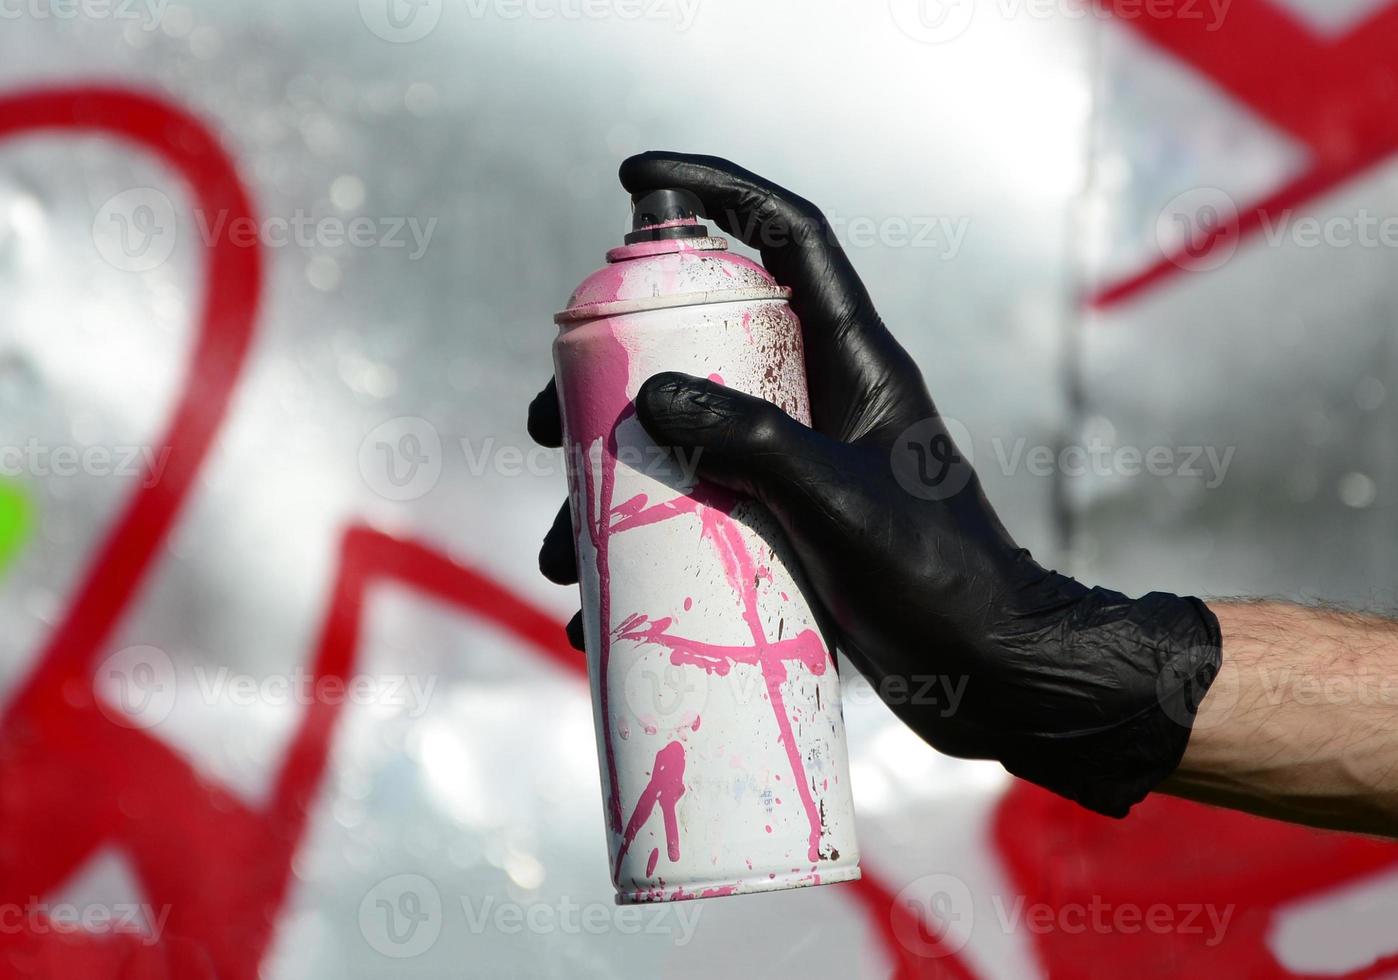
[0,87,973,980]
[995,783,1398,977]
[11,79,1396,980]
[1090,0,1398,307]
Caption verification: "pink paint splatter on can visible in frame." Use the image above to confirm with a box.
[553,189,860,904]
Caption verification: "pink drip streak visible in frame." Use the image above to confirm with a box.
[614,741,686,881]
[613,486,830,863]
[565,333,831,870]
[559,324,635,833]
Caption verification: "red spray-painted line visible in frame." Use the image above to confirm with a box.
[291,532,981,979]
[269,527,584,827]
[0,84,271,978]
[1088,151,1395,308]
[845,873,982,980]
[257,524,982,977]
[1098,0,1341,146]
[0,87,273,978]
[0,529,595,980]
[1087,0,1398,309]
[0,86,261,723]
[0,88,578,978]
[993,782,1398,978]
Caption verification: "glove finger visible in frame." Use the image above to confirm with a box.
[620,152,864,322]
[528,378,564,449]
[539,498,579,585]
[566,610,586,652]
[620,152,930,440]
[636,371,845,505]
[636,371,893,636]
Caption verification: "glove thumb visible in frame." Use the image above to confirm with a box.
[635,372,841,510]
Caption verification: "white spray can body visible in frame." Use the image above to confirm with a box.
[554,197,860,903]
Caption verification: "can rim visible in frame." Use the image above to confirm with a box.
[614,864,862,904]
[554,285,792,325]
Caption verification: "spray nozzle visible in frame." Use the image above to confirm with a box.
[625,188,709,245]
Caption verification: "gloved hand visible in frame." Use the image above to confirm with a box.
[528,151,1223,818]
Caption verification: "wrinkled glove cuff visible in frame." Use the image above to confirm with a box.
[1000,594,1223,818]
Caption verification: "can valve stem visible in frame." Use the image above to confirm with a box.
[625,188,709,244]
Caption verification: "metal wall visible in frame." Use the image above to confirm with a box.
[2,1,1396,977]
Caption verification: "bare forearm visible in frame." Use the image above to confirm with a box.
[1161,602,1398,837]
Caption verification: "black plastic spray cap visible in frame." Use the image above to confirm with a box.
[625,188,709,245]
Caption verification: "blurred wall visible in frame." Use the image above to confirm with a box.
[1,1,1397,978]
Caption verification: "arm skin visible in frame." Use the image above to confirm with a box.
[1163,602,1398,838]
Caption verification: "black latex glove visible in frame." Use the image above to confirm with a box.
[529,151,1223,818]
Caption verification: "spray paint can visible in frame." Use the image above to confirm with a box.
[553,189,860,903]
